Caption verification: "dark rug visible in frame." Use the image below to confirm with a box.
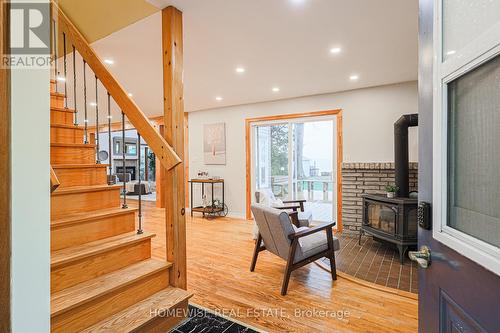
[172,305,263,333]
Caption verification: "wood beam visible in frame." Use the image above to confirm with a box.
[162,6,187,289]
[0,0,11,330]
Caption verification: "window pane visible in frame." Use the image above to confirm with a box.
[443,0,500,60]
[447,54,500,248]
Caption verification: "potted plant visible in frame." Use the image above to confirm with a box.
[385,185,398,198]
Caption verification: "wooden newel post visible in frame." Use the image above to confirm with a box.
[162,6,187,290]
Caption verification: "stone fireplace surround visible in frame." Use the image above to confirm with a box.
[341,162,418,234]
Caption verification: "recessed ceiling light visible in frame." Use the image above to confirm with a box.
[104,59,114,65]
[90,102,97,106]
[330,47,341,54]
[215,96,223,101]
[272,87,280,92]
[56,76,66,82]
[349,74,359,81]
[446,50,456,56]
[127,93,133,97]
[235,67,246,74]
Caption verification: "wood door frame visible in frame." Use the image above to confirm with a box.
[245,109,343,232]
[0,0,10,330]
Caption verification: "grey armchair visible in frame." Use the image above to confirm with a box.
[250,204,339,295]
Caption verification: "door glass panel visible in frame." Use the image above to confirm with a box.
[447,54,500,248]
[442,0,500,61]
[292,120,334,222]
[254,124,289,199]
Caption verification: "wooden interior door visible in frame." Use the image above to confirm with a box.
[417,1,500,332]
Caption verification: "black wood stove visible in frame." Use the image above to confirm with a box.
[360,114,418,263]
[361,194,417,263]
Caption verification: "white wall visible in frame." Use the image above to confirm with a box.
[188,81,418,218]
[10,2,51,330]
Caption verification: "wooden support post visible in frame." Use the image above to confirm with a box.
[0,0,11,330]
[162,6,187,289]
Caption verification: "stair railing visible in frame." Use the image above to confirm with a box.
[51,1,181,171]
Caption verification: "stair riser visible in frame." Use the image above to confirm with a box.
[51,188,121,219]
[51,212,136,251]
[133,300,188,333]
[51,239,152,293]
[51,109,75,126]
[51,269,169,333]
[51,94,65,108]
[54,167,107,188]
[51,145,96,164]
[51,126,84,144]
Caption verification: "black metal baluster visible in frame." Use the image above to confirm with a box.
[137,133,143,234]
[107,93,113,185]
[63,32,67,108]
[95,76,100,163]
[83,60,88,143]
[52,19,58,92]
[72,45,77,126]
[122,112,128,209]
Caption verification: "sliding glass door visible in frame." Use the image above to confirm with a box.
[252,117,337,223]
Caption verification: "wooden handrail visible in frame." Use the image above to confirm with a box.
[52,1,181,171]
[50,166,60,192]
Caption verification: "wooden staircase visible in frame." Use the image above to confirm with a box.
[50,81,191,332]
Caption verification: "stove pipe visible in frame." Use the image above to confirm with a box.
[394,114,418,197]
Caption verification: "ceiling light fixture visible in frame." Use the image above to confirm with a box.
[104,59,114,65]
[215,96,223,101]
[446,50,456,56]
[329,47,341,54]
[272,87,280,92]
[235,67,246,73]
[349,74,359,81]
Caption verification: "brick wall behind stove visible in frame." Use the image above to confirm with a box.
[341,162,418,234]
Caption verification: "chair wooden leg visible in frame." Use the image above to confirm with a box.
[281,262,292,296]
[250,234,262,272]
[281,239,298,296]
[326,227,337,281]
[329,250,337,280]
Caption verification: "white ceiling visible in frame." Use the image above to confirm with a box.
[68,0,418,120]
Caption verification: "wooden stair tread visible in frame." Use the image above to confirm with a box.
[51,142,95,148]
[80,286,192,332]
[51,92,65,98]
[51,106,75,113]
[51,123,83,129]
[52,184,121,195]
[51,207,138,228]
[51,258,172,317]
[51,231,155,268]
[52,164,109,169]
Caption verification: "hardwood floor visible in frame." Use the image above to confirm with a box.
[136,200,418,333]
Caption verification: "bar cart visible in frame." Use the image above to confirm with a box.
[189,179,228,219]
